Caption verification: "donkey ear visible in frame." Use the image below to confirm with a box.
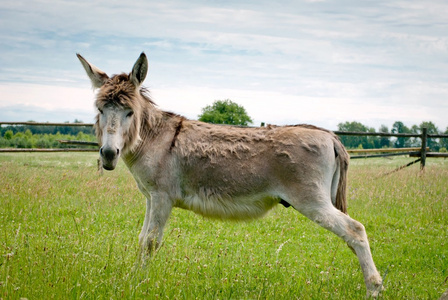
[129,52,148,87]
[76,53,109,89]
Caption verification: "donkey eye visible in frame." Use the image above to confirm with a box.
[126,111,134,118]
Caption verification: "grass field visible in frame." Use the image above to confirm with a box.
[1,153,447,299]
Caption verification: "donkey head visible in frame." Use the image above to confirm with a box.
[77,53,149,170]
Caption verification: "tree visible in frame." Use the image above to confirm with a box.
[198,99,253,126]
[391,121,411,148]
[337,121,376,149]
[4,130,13,140]
[441,127,448,150]
[378,125,391,148]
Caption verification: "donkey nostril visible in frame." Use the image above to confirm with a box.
[100,147,103,155]
[117,149,120,156]
[101,147,118,161]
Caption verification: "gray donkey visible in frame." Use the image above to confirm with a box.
[77,52,383,297]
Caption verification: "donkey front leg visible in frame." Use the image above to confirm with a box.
[138,197,152,250]
[139,191,173,258]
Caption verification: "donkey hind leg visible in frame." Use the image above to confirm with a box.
[139,192,173,259]
[298,200,383,298]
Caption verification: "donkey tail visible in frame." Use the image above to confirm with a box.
[333,138,349,214]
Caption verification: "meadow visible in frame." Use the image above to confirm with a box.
[0,153,447,299]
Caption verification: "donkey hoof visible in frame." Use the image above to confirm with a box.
[366,283,384,298]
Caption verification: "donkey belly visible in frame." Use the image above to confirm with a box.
[176,190,281,220]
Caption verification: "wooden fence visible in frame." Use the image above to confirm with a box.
[334,128,448,169]
[2,122,448,170]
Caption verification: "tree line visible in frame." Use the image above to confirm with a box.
[0,120,96,149]
[0,130,97,149]
[337,121,448,151]
[0,119,94,136]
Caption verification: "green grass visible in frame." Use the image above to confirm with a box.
[1,153,447,299]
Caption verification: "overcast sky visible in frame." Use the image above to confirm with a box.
[1,0,447,131]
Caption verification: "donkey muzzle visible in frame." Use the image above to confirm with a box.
[100,146,120,170]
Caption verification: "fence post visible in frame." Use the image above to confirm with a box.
[420,127,428,170]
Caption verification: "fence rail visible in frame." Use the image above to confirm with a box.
[411,152,448,158]
[0,148,97,152]
[58,140,98,146]
[351,152,421,159]
[0,122,94,127]
[347,147,426,153]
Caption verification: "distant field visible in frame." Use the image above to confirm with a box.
[1,153,447,299]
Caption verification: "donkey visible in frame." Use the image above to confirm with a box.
[77,52,383,297]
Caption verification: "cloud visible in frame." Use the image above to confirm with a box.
[0,104,94,123]
[0,83,96,122]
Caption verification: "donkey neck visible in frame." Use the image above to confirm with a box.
[122,110,184,168]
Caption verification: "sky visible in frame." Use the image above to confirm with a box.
[0,0,447,131]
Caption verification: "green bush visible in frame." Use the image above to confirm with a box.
[3,130,13,140]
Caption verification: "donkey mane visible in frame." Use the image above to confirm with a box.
[96,73,156,106]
